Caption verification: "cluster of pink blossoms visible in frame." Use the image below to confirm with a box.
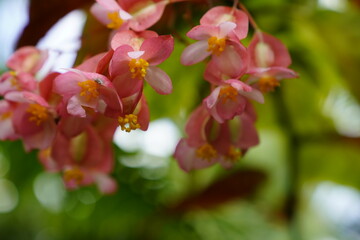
[174,6,298,171]
[0,0,178,194]
[0,0,297,193]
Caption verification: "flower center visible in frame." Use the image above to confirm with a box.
[118,114,141,132]
[63,167,84,185]
[128,58,149,79]
[207,36,226,56]
[106,11,123,29]
[9,71,19,87]
[0,111,12,120]
[196,143,217,161]
[225,146,242,162]
[219,86,238,103]
[78,80,99,102]
[26,103,48,126]
[258,76,280,93]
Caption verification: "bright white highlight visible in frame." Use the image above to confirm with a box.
[323,88,360,137]
[318,0,347,11]
[34,173,66,213]
[37,10,86,75]
[0,179,19,213]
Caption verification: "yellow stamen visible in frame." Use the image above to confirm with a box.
[8,71,20,88]
[128,58,149,79]
[106,11,123,29]
[258,76,280,93]
[63,167,84,184]
[78,80,99,102]
[118,114,141,132]
[0,112,12,120]
[219,86,238,103]
[225,146,242,162]
[26,103,48,126]
[196,143,217,161]
[207,36,226,56]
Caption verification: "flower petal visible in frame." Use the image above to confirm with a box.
[181,40,211,65]
[144,67,172,95]
[140,35,174,65]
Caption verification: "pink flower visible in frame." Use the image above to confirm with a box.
[110,33,174,95]
[200,6,249,40]
[39,121,118,194]
[91,0,174,31]
[203,79,264,123]
[0,100,18,140]
[247,31,298,92]
[174,103,259,171]
[0,71,37,96]
[4,91,56,151]
[90,0,132,30]
[53,69,122,118]
[0,46,46,96]
[6,46,48,74]
[181,22,248,78]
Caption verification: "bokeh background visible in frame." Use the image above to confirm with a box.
[1,0,360,239]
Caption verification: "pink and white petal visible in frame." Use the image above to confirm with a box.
[76,52,107,72]
[226,79,264,103]
[22,119,56,151]
[211,41,248,77]
[203,87,221,109]
[94,174,117,194]
[53,71,83,97]
[180,41,211,66]
[7,46,48,74]
[174,139,217,172]
[0,117,17,140]
[218,21,237,38]
[39,72,59,101]
[234,114,259,149]
[216,96,247,121]
[203,61,231,85]
[58,116,90,139]
[111,30,138,50]
[127,1,167,31]
[109,45,133,77]
[67,96,86,117]
[91,3,111,25]
[186,25,217,40]
[135,96,150,131]
[96,0,121,11]
[144,67,172,95]
[248,32,292,68]
[112,72,142,98]
[141,35,174,65]
[185,105,210,147]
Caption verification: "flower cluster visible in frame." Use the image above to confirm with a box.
[174,5,298,171]
[0,0,298,193]
[0,0,177,194]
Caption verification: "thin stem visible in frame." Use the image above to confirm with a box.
[239,3,260,31]
[273,89,302,240]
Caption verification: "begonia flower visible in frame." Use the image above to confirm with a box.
[181,21,248,78]
[53,69,122,118]
[174,103,259,172]
[200,6,249,40]
[4,91,57,151]
[110,33,174,95]
[0,100,18,140]
[247,31,298,92]
[91,0,175,32]
[6,46,48,74]
[39,121,118,194]
[203,79,264,123]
